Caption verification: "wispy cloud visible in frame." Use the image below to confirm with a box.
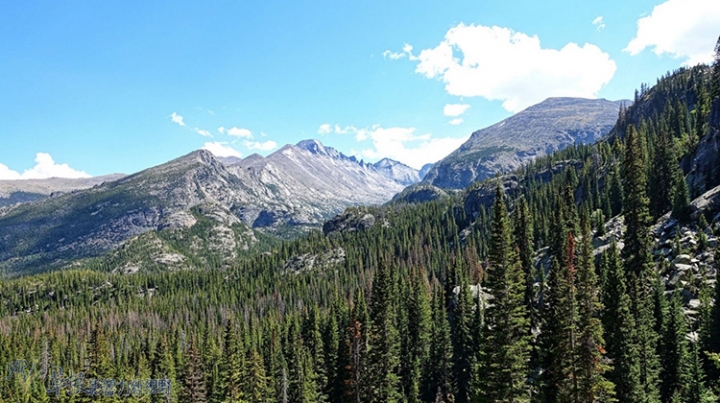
[592,16,606,31]
[170,112,186,127]
[194,128,212,137]
[382,50,406,60]
[243,140,278,151]
[449,118,464,125]
[227,127,253,138]
[317,123,372,141]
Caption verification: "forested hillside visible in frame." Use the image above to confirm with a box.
[1,40,720,403]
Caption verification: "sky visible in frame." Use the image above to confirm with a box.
[1,0,719,178]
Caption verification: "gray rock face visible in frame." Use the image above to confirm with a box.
[224,140,412,230]
[371,158,421,186]
[422,97,624,190]
[419,163,434,180]
[322,207,381,236]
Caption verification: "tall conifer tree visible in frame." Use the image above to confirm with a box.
[621,124,661,403]
[477,185,531,403]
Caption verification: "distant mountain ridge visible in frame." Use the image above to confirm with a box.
[0,174,125,207]
[0,140,418,274]
[421,97,627,191]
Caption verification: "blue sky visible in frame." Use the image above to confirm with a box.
[1,0,719,177]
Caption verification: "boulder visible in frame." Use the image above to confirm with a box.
[673,254,693,265]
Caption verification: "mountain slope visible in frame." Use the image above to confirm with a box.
[422,97,625,190]
[0,140,414,274]
[0,174,125,207]
[224,139,410,228]
[0,150,251,274]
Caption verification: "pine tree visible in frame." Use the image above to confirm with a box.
[514,196,538,333]
[649,128,677,219]
[576,216,616,402]
[286,318,322,403]
[180,338,208,403]
[151,336,177,403]
[405,273,431,403]
[83,325,114,401]
[622,124,662,403]
[540,183,582,403]
[660,292,690,403]
[323,301,343,403]
[477,184,531,403]
[242,348,270,403]
[544,235,581,403]
[711,35,720,100]
[367,262,402,403]
[426,285,454,403]
[705,248,720,381]
[671,169,690,221]
[346,291,368,403]
[452,263,476,403]
[602,241,644,403]
[608,162,624,217]
[302,306,328,399]
[262,321,286,403]
[221,320,245,403]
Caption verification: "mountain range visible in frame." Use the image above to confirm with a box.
[0,96,629,275]
[0,140,419,274]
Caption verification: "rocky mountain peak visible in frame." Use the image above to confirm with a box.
[296,139,328,154]
[420,97,625,191]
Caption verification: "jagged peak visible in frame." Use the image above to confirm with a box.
[296,139,327,153]
[373,158,412,169]
[294,139,347,160]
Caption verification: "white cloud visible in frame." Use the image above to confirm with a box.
[318,123,332,135]
[360,126,469,169]
[443,103,471,117]
[407,23,616,112]
[0,153,91,180]
[0,163,21,180]
[382,50,406,60]
[243,140,278,151]
[593,16,606,31]
[316,122,467,168]
[625,0,720,66]
[201,142,242,158]
[449,118,464,125]
[170,112,185,127]
[194,128,212,137]
[218,126,226,134]
[227,127,253,138]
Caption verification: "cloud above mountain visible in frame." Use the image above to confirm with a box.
[317,123,468,169]
[201,142,242,158]
[0,153,91,180]
[399,23,616,113]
